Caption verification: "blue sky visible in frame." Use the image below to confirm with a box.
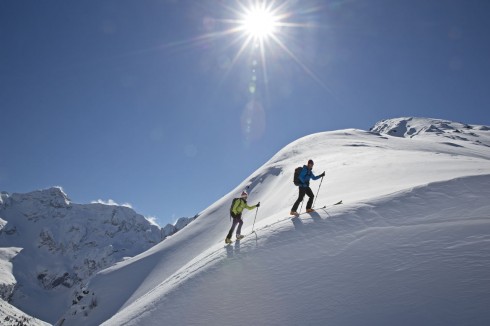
[1,0,489,226]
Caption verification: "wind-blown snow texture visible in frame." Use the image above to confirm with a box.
[57,117,490,326]
[6,117,490,325]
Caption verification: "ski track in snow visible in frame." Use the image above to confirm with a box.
[104,174,490,326]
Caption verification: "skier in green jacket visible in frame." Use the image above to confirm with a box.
[225,190,260,244]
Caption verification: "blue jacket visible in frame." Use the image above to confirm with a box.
[298,165,321,187]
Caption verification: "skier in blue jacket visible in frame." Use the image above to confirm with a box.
[290,159,325,216]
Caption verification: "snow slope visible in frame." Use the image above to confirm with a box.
[63,117,490,325]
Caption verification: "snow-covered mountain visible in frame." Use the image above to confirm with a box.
[56,117,490,326]
[0,188,195,324]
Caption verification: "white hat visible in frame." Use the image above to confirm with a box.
[240,190,248,198]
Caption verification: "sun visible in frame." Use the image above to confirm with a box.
[190,1,328,93]
[240,4,279,41]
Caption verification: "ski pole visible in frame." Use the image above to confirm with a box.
[313,176,324,208]
[251,206,259,233]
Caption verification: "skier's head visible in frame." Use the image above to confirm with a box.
[307,159,314,168]
[240,190,248,199]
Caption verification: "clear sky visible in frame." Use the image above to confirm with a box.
[1,0,489,226]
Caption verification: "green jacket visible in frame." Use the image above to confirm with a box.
[230,198,257,217]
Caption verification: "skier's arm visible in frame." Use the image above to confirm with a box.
[311,171,325,180]
[244,203,257,210]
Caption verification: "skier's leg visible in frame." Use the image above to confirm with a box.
[291,187,306,212]
[305,187,315,209]
[226,218,238,239]
[236,218,244,236]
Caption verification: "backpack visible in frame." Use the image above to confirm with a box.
[293,167,302,186]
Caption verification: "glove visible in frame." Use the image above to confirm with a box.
[256,202,260,208]
[320,172,325,178]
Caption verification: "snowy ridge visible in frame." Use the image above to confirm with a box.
[371,117,490,143]
[61,117,490,326]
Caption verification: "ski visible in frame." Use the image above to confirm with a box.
[290,200,343,218]
[290,209,321,218]
[317,200,342,208]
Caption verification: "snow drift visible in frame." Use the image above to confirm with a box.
[59,117,490,326]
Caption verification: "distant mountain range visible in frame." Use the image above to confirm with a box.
[0,187,195,324]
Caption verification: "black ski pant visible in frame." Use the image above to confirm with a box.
[291,186,314,212]
[226,215,243,239]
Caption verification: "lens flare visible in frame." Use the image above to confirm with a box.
[241,100,266,143]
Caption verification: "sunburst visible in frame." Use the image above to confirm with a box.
[224,1,328,91]
[161,1,327,95]
[239,3,280,41]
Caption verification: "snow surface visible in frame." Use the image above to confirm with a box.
[59,117,490,326]
[0,187,175,323]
